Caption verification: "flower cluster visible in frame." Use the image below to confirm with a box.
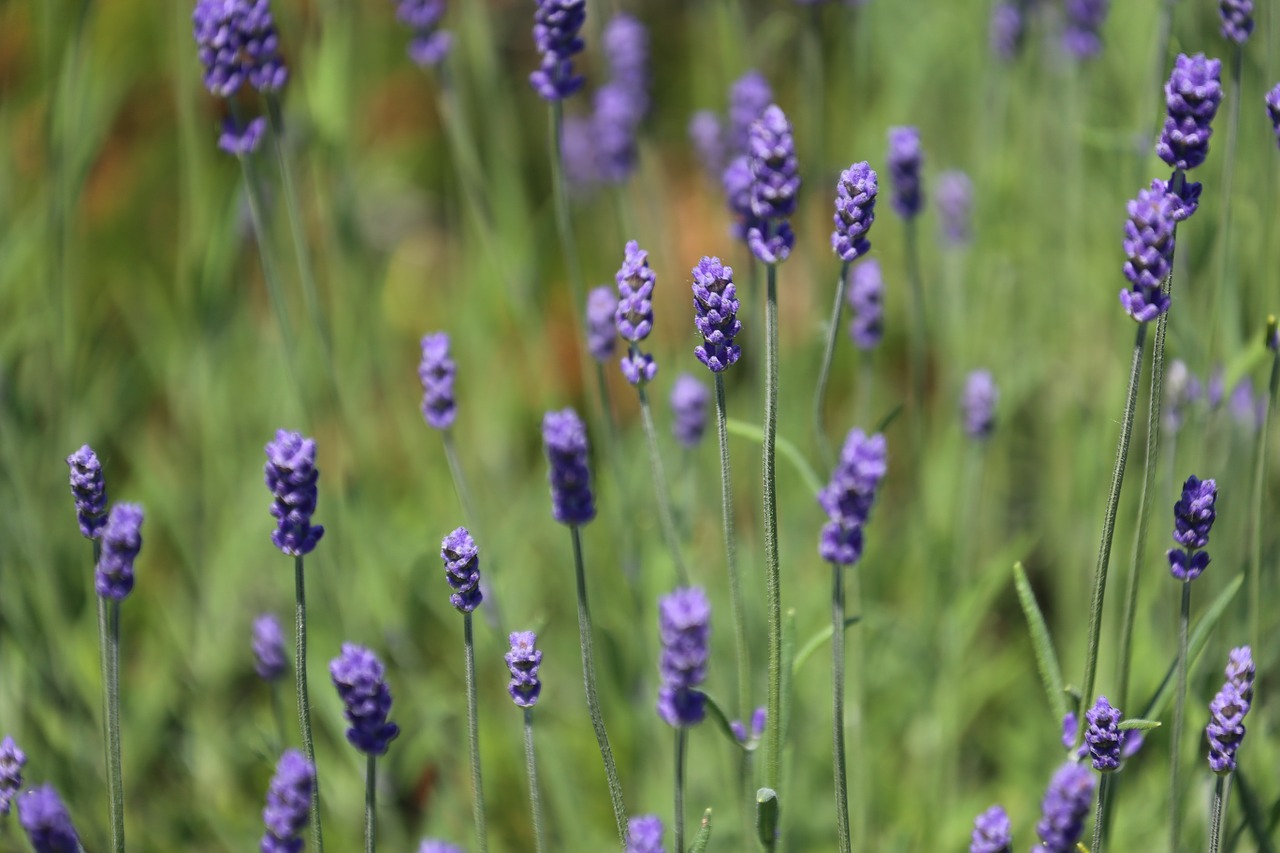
[627,814,665,853]
[17,785,80,853]
[847,259,884,350]
[691,256,742,373]
[1032,763,1095,853]
[989,3,1024,62]
[66,444,108,539]
[1167,475,1217,582]
[96,503,144,601]
[1157,53,1224,171]
[747,105,800,264]
[330,644,401,755]
[670,374,710,449]
[1084,695,1122,771]
[818,429,888,566]
[962,369,998,440]
[831,162,878,262]
[395,0,452,69]
[1206,646,1254,773]
[1119,185,1176,323]
[586,286,620,362]
[0,736,25,817]
[936,170,973,246]
[969,804,1012,853]
[192,0,288,155]
[542,408,596,526]
[1062,0,1109,59]
[441,527,483,613]
[1151,175,1202,223]
[505,631,543,708]
[529,0,586,101]
[582,14,651,186]
[1220,0,1254,44]
[260,750,314,853]
[886,126,923,220]
[253,613,288,681]
[730,707,768,744]
[419,332,457,430]
[615,241,658,384]
[657,587,711,727]
[264,430,325,557]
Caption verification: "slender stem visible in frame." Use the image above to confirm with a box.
[813,262,851,468]
[715,375,751,727]
[523,709,546,853]
[904,220,926,455]
[463,614,489,853]
[1209,773,1233,853]
[1170,581,1191,852]
[847,564,867,851]
[364,755,376,853]
[830,565,851,853]
[294,556,324,853]
[1078,323,1149,731]
[99,597,124,853]
[637,379,690,586]
[1249,347,1278,702]
[1090,774,1112,853]
[569,527,628,848]
[762,264,782,807]
[674,728,688,853]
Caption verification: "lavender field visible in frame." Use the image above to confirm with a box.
[2,0,1280,850]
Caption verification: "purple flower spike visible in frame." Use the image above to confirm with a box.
[615,241,658,385]
[253,613,288,681]
[1267,83,1280,148]
[264,429,325,557]
[670,374,710,449]
[1220,0,1254,44]
[218,116,267,156]
[603,13,649,116]
[1206,646,1254,773]
[962,369,998,440]
[728,71,773,156]
[818,429,888,566]
[594,82,642,184]
[193,0,289,97]
[441,527,483,614]
[586,286,619,362]
[330,644,400,755]
[1167,474,1217,582]
[529,0,586,101]
[1119,185,1175,323]
[627,814,666,853]
[936,170,973,246]
[1085,696,1123,771]
[722,155,757,243]
[886,127,923,220]
[691,256,742,372]
[66,444,108,539]
[419,332,457,431]
[847,259,884,350]
[658,587,711,727]
[970,804,1012,853]
[505,630,543,708]
[689,110,724,177]
[1151,175,1202,223]
[989,3,1024,62]
[1033,762,1095,853]
[261,749,314,853]
[96,503,144,601]
[1062,0,1109,59]
[396,0,452,68]
[1157,54,1224,171]
[831,162,878,262]
[17,785,80,853]
[418,841,464,853]
[542,408,596,526]
[747,105,800,265]
[0,736,25,817]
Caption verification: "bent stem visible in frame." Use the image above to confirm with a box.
[637,377,690,586]
[1170,581,1191,851]
[464,613,489,853]
[762,263,783,805]
[831,565,851,853]
[674,728,688,853]
[364,755,377,853]
[523,709,546,853]
[1091,774,1112,853]
[99,595,124,853]
[294,556,324,853]
[1209,773,1232,853]
[1078,323,1149,731]
[569,526,628,848]
[813,262,851,468]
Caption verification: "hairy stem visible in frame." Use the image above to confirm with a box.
[464,614,489,853]
[1091,774,1112,853]
[763,263,782,807]
[831,565,851,853]
[1209,773,1232,853]
[100,596,124,853]
[1170,581,1191,852]
[674,727,688,853]
[715,375,751,725]
[295,556,324,853]
[523,709,546,853]
[364,755,377,853]
[813,262,851,468]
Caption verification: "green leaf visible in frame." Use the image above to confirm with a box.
[756,787,779,850]
[725,419,824,495]
[1117,718,1160,731]
[702,693,747,752]
[688,808,712,853]
[1013,562,1070,725]
[791,616,862,676]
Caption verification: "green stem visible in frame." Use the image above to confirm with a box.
[831,565,850,853]
[715,375,751,727]
[364,755,376,853]
[1091,774,1112,853]
[904,220,926,455]
[1078,323,1149,732]
[294,556,324,853]
[569,526,628,848]
[762,262,782,832]
[637,378,690,586]
[1248,346,1277,700]
[675,728,688,853]
[464,614,489,853]
[1170,581,1191,852]
[99,595,124,853]
[1209,774,1232,853]
[523,709,546,853]
[813,262,851,468]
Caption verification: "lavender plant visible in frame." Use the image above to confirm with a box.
[627,815,665,853]
[1084,695,1122,852]
[254,612,289,747]
[1062,0,1109,59]
[1033,763,1094,853]
[989,3,1024,62]
[1207,647,1254,853]
[17,785,81,853]
[658,587,710,851]
[846,258,883,420]
[393,0,452,68]
[261,750,315,853]
[670,374,710,450]
[330,644,401,853]
[935,170,973,247]
[0,736,25,817]
[887,127,926,441]
[506,631,545,853]
[969,804,1011,853]
[962,370,998,441]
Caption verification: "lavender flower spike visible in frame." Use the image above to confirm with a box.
[192,0,289,97]
[615,241,658,384]
[670,374,710,449]
[1033,763,1095,853]
[330,644,401,755]
[1167,475,1218,581]
[627,814,666,853]
[66,444,108,539]
[418,842,464,853]
[886,126,923,220]
[505,630,543,707]
[747,105,800,264]
[831,162,878,262]
[658,587,711,727]
[529,0,586,101]
[962,369,998,440]
[847,259,884,350]
[1157,54,1224,171]
[989,3,1024,62]
[969,805,1012,853]
[1085,695,1123,771]
[0,736,25,817]
[1062,0,1109,59]
[728,71,772,156]
[419,332,458,430]
[1206,646,1254,773]
[688,111,724,177]
[17,785,80,853]
[396,0,453,68]
[96,503,144,600]
[1267,83,1280,149]
[264,429,325,557]
[691,256,742,372]
[261,750,315,853]
[586,286,620,362]
[1220,0,1254,44]
[603,13,650,114]
[818,429,888,566]
[441,527,483,613]
[542,408,596,526]
[253,613,288,681]
[1119,185,1175,323]
[936,170,973,246]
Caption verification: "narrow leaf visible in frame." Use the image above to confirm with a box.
[1117,719,1160,731]
[873,402,904,434]
[725,418,824,495]
[1013,562,1069,725]
[791,616,862,676]
[688,808,712,853]
[702,693,746,752]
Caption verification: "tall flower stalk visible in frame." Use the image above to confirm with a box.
[886,127,925,449]
[657,587,710,853]
[261,750,314,853]
[1206,647,1253,853]
[330,644,400,853]
[1084,696,1123,853]
[506,632,545,853]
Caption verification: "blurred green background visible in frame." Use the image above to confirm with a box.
[2,0,1280,849]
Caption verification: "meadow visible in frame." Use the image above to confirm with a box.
[1,0,1279,850]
